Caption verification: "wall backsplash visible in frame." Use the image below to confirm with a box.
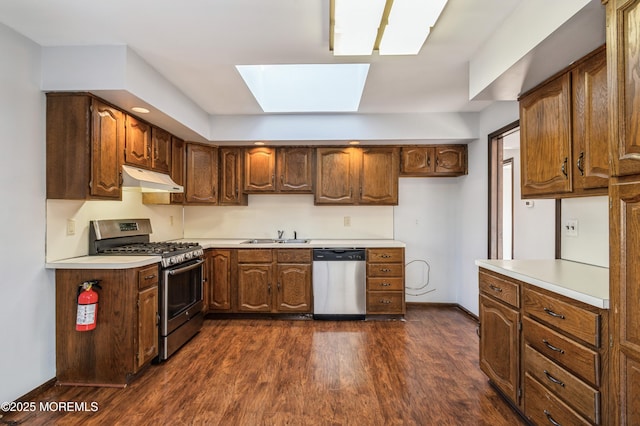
[560,196,608,268]
[183,194,394,240]
[46,190,183,262]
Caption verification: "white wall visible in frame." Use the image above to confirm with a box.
[184,195,394,240]
[457,101,520,316]
[46,191,184,261]
[0,24,55,402]
[561,196,609,267]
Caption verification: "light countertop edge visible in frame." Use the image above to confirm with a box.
[475,259,609,309]
[46,255,161,270]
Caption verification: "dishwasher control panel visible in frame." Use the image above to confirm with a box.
[313,249,366,261]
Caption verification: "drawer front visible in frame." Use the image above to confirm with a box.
[367,263,404,277]
[524,374,591,426]
[138,264,159,290]
[524,344,600,424]
[367,248,404,263]
[276,249,311,263]
[524,287,600,346]
[367,277,404,291]
[367,292,404,314]
[479,270,519,308]
[237,249,273,263]
[523,317,599,386]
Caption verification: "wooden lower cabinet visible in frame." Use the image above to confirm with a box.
[366,248,405,315]
[55,264,159,386]
[233,249,312,314]
[205,249,233,312]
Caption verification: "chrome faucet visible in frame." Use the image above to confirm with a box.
[277,230,284,240]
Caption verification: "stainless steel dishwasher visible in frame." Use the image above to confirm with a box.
[313,248,366,320]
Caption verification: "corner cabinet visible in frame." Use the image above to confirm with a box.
[315,147,399,205]
[55,264,159,386]
[519,46,609,198]
[46,93,124,200]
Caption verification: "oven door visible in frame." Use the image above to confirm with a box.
[161,258,204,336]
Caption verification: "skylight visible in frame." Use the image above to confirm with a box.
[236,64,370,113]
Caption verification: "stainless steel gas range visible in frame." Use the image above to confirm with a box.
[89,218,204,361]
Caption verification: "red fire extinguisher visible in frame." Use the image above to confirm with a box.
[76,280,101,331]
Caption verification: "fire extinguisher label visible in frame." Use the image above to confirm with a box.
[76,304,96,325]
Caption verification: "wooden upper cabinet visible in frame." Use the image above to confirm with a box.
[359,147,399,205]
[435,145,467,175]
[244,147,276,192]
[572,46,609,193]
[277,147,314,192]
[125,115,152,169]
[151,127,171,174]
[608,0,640,177]
[185,143,218,204]
[219,147,247,205]
[400,145,467,177]
[170,137,185,204]
[315,147,359,204]
[46,94,123,200]
[519,73,573,198]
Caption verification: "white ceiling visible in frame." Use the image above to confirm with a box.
[0,0,525,115]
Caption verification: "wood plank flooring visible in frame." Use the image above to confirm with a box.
[1,306,525,425]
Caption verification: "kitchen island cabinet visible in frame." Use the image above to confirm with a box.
[55,263,159,386]
[46,93,124,200]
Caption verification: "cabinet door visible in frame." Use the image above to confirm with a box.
[277,147,314,192]
[359,147,399,205]
[572,47,609,192]
[608,0,640,177]
[137,287,158,370]
[170,137,185,204]
[151,127,171,174]
[125,115,152,168]
[244,147,276,192]
[400,146,435,175]
[219,148,247,205]
[91,99,124,199]
[237,264,272,312]
[276,264,311,313]
[610,179,640,425]
[519,73,572,197]
[315,147,358,204]
[435,145,467,176]
[479,294,520,404]
[185,143,218,204]
[208,250,232,311]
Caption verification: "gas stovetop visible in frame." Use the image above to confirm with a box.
[89,219,204,268]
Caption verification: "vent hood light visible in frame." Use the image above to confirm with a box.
[121,165,183,193]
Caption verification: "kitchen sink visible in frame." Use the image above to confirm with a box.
[241,238,310,244]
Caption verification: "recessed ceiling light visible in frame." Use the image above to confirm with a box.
[254,141,265,146]
[132,107,150,114]
[349,140,360,145]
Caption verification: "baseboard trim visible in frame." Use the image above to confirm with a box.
[13,377,56,403]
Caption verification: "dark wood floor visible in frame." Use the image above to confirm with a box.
[1,306,525,425]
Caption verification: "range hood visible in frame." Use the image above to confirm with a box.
[121,165,184,193]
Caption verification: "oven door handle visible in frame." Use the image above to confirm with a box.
[167,259,204,275]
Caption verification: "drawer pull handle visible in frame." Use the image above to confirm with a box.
[489,285,502,293]
[379,299,391,304]
[380,254,391,258]
[543,410,562,426]
[380,268,392,272]
[144,274,156,280]
[543,370,565,387]
[380,282,391,287]
[542,339,565,354]
[543,307,565,319]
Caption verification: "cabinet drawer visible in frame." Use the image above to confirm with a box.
[367,292,404,314]
[524,344,600,424]
[367,277,404,291]
[138,264,159,290]
[523,317,599,386]
[479,271,519,308]
[276,249,311,263]
[523,287,600,347]
[367,263,403,277]
[524,374,591,426]
[237,249,273,263]
[367,248,404,263]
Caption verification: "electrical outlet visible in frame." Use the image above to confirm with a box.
[344,216,351,227]
[565,219,578,237]
[66,219,76,236]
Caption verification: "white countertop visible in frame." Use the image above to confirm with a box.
[475,259,609,309]
[46,239,405,269]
